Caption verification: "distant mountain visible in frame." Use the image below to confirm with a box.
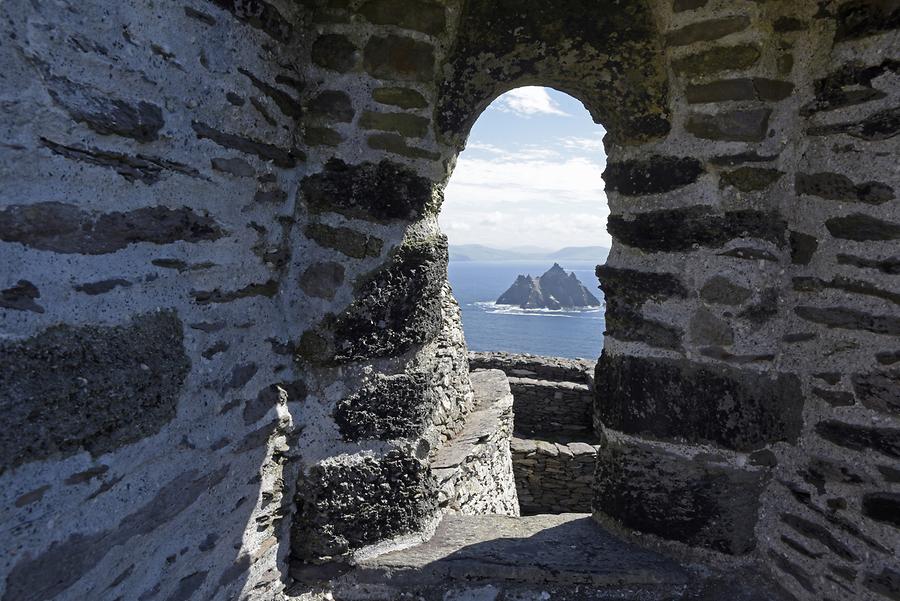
[496,263,601,310]
[449,244,609,262]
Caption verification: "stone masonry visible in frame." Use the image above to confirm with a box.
[1,2,898,601]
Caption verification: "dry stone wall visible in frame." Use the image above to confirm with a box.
[511,438,599,515]
[1,1,898,601]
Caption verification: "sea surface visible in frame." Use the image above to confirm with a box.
[447,260,605,360]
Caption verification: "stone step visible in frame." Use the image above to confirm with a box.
[304,513,788,601]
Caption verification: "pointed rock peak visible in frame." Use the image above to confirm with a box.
[546,262,566,274]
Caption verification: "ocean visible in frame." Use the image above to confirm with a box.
[447,260,605,360]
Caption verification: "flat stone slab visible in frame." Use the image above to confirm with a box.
[331,514,692,600]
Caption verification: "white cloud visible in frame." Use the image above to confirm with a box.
[560,136,605,153]
[491,87,570,117]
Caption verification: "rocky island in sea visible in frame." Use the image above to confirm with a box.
[496,263,601,310]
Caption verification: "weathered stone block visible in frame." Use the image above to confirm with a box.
[686,108,771,142]
[801,59,895,116]
[208,0,292,42]
[672,44,761,77]
[359,110,430,138]
[795,306,900,336]
[808,106,900,141]
[48,78,164,142]
[301,158,435,222]
[666,16,750,46]
[0,280,44,313]
[363,35,435,82]
[306,90,354,123]
[790,231,818,265]
[720,167,783,192]
[595,352,803,451]
[852,371,900,416]
[796,172,894,204]
[191,121,303,167]
[373,86,428,109]
[0,202,223,255]
[311,34,357,72]
[304,126,343,147]
[816,420,900,459]
[304,223,383,259]
[826,214,900,241]
[291,452,437,562]
[0,312,189,472]
[607,206,787,252]
[686,78,794,103]
[305,236,447,364]
[594,434,768,554]
[359,0,446,35]
[335,372,435,441]
[603,155,704,195]
[367,132,441,160]
[300,261,345,300]
[862,493,900,528]
[835,0,900,42]
[700,276,752,305]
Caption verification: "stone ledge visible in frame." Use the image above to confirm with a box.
[430,369,519,516]
[468,351,595,384]
[508,376,594,438]
[512,436,600,514]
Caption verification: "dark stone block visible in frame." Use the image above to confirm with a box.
[594,435,768,555]
[863,567,900,600]
[0,202,222,255]
[359,110,430,138]
[796,172,894,204]
[801,457,867,493]
[862,493,900,528]
[372,87,428,109]
[671,44,761,77]
[207,0,292,42]
[304,126,343,147]
[238,68,303,121]
[607,206,787,252]
[816,420,900,459]
[768,550,815,593]
[2,467,228,601]
[666,16,750,46]
[686,78,793,103]
[801,59,898,116]
[311,34,357,72]
[359,0,446,34]
[191,280,278,304]
[853,371,900,416]
[73,278,132,295]
[595,353,803,451]
[719,167,783,192]
[211,157,255,177]
[367,132,441,160]
[191,121,303,167]
[335,372,435,441]
[301,158,435,222]
[689,308,734,346]
[738,288,779,324]
[300,261,345,300]
[790,231,818,265]
[48,78,164,142]
[837,253,900,275]
[304,223,383,259]
[808,106,900,141]
[291,452,437,561]
[596,265,687,350]
[793,275,900,306]
[773,16,808,32]
[700,276,752,305]
[363,35,435,82]
[686,108,771,142]
[795,306,900,335]
[826,213,900,241]
[0,280,44,313]
[780,513,858,561]
[307,90,354,123]
[41,138,202,184]
[672,0,708,12]
[307,237,447,364]
[813,387,855,407]
[603,155,704,196]
[835,0,900,42]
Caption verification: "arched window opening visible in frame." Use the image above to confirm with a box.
[440,86,610,361]
[440,86,609,516]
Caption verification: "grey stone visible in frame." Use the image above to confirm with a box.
[363,35,435,82]
[300,261,345,300]
[0,312,190,471]
[48,78,164,142]
[312,34,357,72]
[700,276,752,305]
[686,108,771,142]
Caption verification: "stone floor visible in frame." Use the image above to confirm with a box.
[294,513,790,601]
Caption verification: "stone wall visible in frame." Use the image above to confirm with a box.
[511,438,599,515]
[2,1,898,601]
[469,352,595,437]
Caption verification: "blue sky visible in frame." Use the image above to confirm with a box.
[439,87,610,250]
